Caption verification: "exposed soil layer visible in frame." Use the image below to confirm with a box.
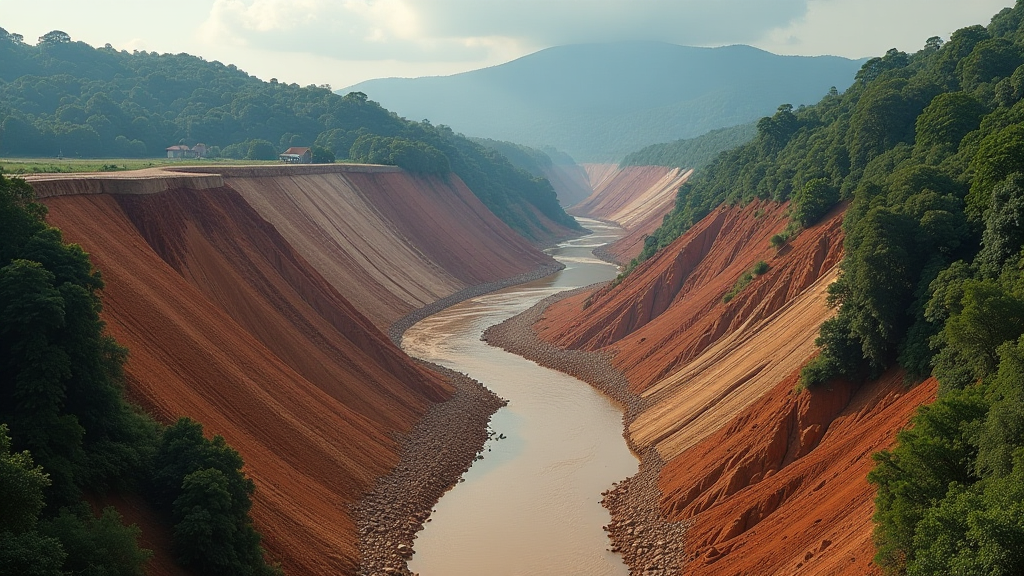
[515,199,935,575]
[538,199,846,460]
[179,166,558,330]
[661,370,937,576]
[582,163,621,192]
[35,165,566,576]
[44,189,439,575]
[570,166,691,264]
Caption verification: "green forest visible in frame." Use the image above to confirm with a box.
[0,173,280,575]
[0,29,578,239]
[630,2,1024,572]
[619,122,756,170]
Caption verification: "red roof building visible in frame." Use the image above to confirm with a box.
[279,147,312,164]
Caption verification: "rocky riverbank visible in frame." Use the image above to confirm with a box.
[483,285,689,576]
[357,263,566,576]
[353,363,506,576]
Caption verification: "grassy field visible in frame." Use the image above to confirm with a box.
[0,157,283,175]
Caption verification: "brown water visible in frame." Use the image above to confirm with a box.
[403,219,636,576]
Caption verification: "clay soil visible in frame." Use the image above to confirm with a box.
[44,189,442,575]
[194,168,558,330]
[35,166,567,576]
[510,199,936,575]
[570,166,692,264]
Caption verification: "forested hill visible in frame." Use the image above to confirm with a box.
[633,2,1024,573]
[344,42,864,162]
[0,28,579,239]
[619,123,756,170]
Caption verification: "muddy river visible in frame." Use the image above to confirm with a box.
[401,219,636,576]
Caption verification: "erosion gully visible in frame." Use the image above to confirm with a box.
[401,218,636,576]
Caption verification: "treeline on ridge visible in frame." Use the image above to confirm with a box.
[0,172,279,575]
[630,2,1024,573]
[619,122,756,170]
[0,29,578,238]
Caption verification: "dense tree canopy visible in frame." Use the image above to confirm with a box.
[0,34,578,239]
[628,2,1024,572]
[619,123,756,170]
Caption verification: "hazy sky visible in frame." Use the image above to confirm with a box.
[0,0,1013,89]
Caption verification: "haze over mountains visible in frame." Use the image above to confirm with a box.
[344,42,866,161]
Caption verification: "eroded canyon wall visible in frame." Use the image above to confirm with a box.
[29,165,561,575]
[571,165,691,264]
[533,199,929,574]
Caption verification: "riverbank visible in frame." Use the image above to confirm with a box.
[387,263,565,347]
[353,363,506,576]
[357,262,567,576]
[483,286,688,575]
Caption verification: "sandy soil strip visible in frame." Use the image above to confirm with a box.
[483,286,688,576]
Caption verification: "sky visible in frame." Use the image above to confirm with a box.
[0,0,1014,89]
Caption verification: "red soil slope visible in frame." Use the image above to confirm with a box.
[176,166,558,329]
[582,163,620,192]
[41,185,450,576]
[569,166,691,263]
[533,200,929,574]
[661,371,937,576]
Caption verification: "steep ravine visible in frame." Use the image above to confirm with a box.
[570,165,691,265]
[29,165,569,575]
[494,195,933,574]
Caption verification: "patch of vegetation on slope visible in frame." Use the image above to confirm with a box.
[0,172,279,575]
[0,29,579,239]
[469,138,559,176]
[631,2,1024,573]
[619,123,756,170]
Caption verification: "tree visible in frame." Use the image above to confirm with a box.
[37,31,71,46]
[978,173,1024,276]
[38,505,151,576]
[245,139,276,161]
[151,419,278,576]
[311,146,334,164]
[957,38,1024,92]
[0,424,50,534]
[937,280,1024,381]
[0,424,66,576]
[914,92,986,154]
[869,386,989,573]
[968,124,1024,220]
[792,177,839,227]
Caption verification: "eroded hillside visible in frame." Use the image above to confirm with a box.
[571,165,691,264]
[526,199,926,574]
[27,165,561,575]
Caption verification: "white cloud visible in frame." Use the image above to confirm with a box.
[756,0,1012,58]
[199,0,809,62]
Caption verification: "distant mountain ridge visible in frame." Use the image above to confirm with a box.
[343,42,867,162]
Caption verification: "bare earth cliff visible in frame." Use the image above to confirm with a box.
[28,165,567,575]
[505,182,937,574]
[573,165,692,264]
